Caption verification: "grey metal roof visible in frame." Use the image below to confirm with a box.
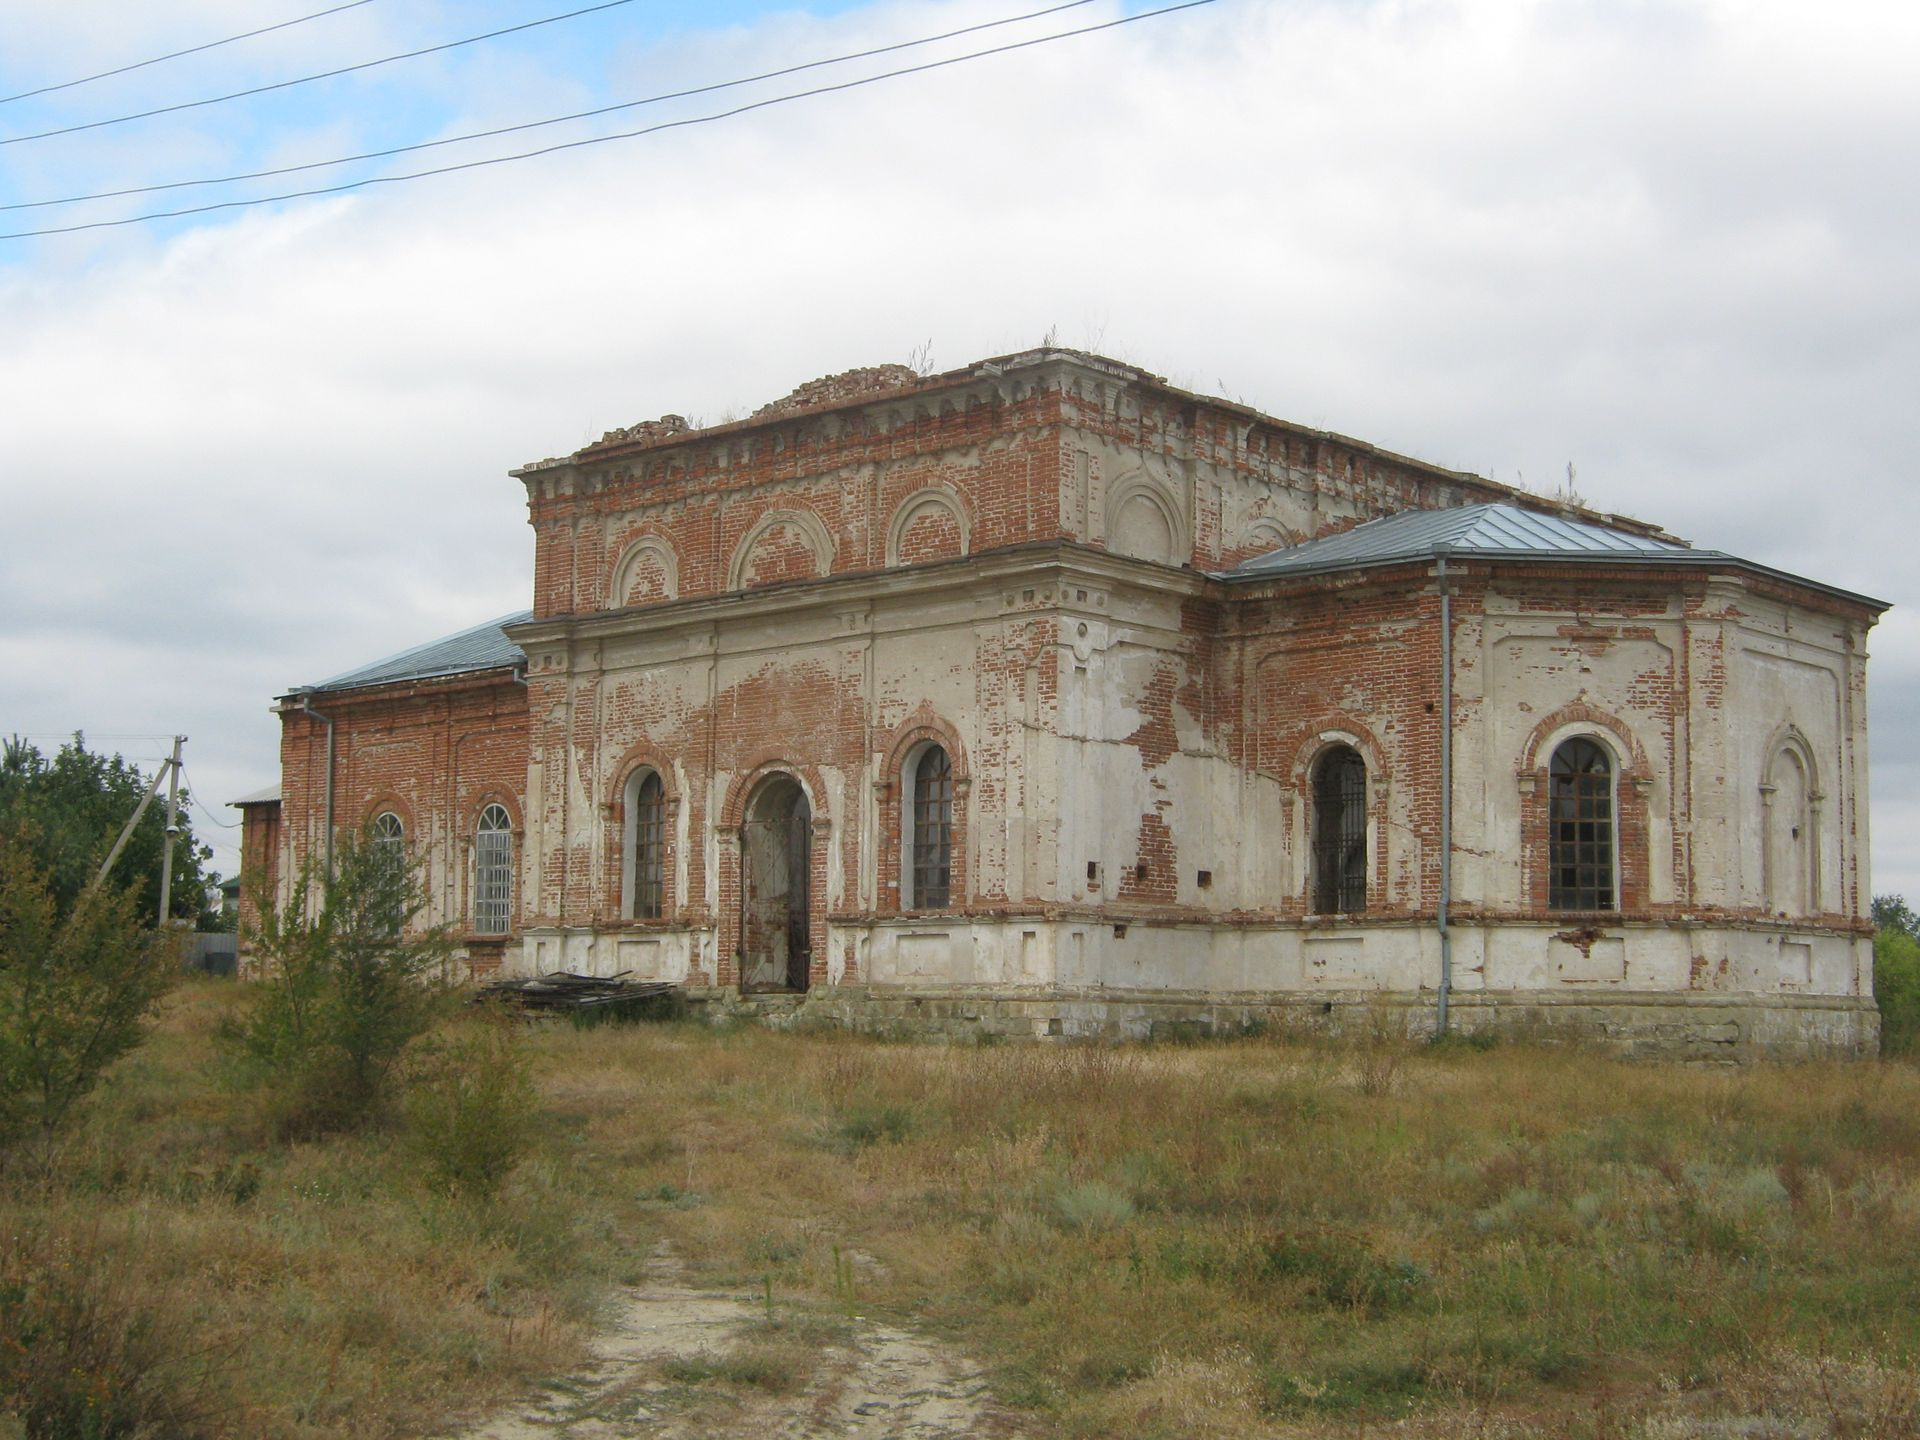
[1223,503,1885,610]
[230,783,281,807]
[297,611,532,694]
[1228,504,1697,580]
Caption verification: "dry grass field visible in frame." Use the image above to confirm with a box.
[6,980,1920,1439]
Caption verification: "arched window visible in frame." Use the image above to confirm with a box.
[370,812,407,935]
[1311,745,1367,914]
[1549,738,1614,911]
[372,810,405,855]
[627,771,666,919]
[474,803,513,934]
[908,745,952,909]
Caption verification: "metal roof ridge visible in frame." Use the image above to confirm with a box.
[293,609,533,695]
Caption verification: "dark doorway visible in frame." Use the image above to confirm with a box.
[741,775,812,992]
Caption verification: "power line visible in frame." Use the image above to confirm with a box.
[0,0,636,147]
[1,0,1098,214]
[181,772,242,831]
[0,1,378,107]
[0,0,1218,241]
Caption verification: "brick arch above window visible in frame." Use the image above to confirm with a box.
[875,710,970,913]
[1521,702,1649,779]
[884,486,971,567]
[609,533,680,608]
[726,507,835,592]
[1227,518,1304,568]
[876,709,971,795]
[1283,716,1389,793]
[606,742,682,817]
[464,787,525,836]
[359,792,416,836]
[1517,705,1654,914]
[716,752,831,832]
[1104,469,1187,565]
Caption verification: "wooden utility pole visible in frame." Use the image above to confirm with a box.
[156,735,185,925]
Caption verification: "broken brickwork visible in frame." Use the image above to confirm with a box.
[258,348,1887,1055]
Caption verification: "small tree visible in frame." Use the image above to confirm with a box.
[235,824,453,1137]
[0,834,176,1175]
[1874,894,1920,1058]
[0,735,215,928]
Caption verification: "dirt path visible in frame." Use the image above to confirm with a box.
[445,1245,1021,1440]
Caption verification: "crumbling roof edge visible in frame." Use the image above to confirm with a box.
[507,350,1675,541]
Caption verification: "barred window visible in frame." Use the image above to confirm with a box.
[474,803,513,935]
[1549,738,1614,911]
[370,811,407,935]
[631,771,666,919]
[910,745,952,909]
[1311,745,1367,914]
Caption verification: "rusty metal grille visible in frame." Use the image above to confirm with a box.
[1311,746,1367,914]
[372,812,406,935]
[911,746,952,908]
[633,771,665,919]
[474,803,513,934]
[1550,738,1614,910]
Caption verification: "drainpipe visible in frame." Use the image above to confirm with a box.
[301,692,336,882]
[1436,556,1454,1038]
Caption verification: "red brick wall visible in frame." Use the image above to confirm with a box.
[236,800,280,949]
[276,671,528,939]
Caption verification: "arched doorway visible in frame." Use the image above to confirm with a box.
[741,774,812,993]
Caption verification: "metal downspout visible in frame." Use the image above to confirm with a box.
[1437,556,1453,1038]
[301,694,336,881]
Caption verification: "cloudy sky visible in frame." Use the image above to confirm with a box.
[1,0,1915,903]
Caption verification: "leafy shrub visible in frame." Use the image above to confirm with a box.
[0,1224,222,1439]
[1052,1179,1136,1231]
[1875,925,1920,1057]
[1257,1230,1430,1314]
[230,825,452,1137]
[405,1012,538,1200]
[0,836,175,1174]
[830,1102,915,1152]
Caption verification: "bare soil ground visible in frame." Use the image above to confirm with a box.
[443,1244,1022,1440]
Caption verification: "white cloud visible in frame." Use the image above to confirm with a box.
[1,0,1914,896]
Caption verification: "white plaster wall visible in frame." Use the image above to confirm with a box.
[1710,592,1853,919]
[1469,592,1682,910]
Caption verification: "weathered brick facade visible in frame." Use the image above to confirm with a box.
[258,349,1888,1055]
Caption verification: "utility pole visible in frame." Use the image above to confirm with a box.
[157,735,185,926]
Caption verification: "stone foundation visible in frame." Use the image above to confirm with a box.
[678,985,1880,1062]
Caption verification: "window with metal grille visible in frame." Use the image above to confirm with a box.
[1311,745,1367,914]
[911,745,952,909]
[632,771,666,919]
[371,811,407,935]
[474,803,513,934]
[1549,738,1614,910]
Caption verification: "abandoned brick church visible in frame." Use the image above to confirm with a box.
[240,349,1888,1055]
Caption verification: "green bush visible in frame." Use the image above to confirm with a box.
[0,835,174,1175]
[0,1224,221,1439]
[405,1012,537,1200]
[1876,926,1920,1057]
[230,825,452,1137]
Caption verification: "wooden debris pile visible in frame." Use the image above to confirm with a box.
[477,970,680,1015]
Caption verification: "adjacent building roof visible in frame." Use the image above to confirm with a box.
[1227,503,1696,580]
[230,783,281,807]
[292,611,532,695]
[1223,503,1885,609]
